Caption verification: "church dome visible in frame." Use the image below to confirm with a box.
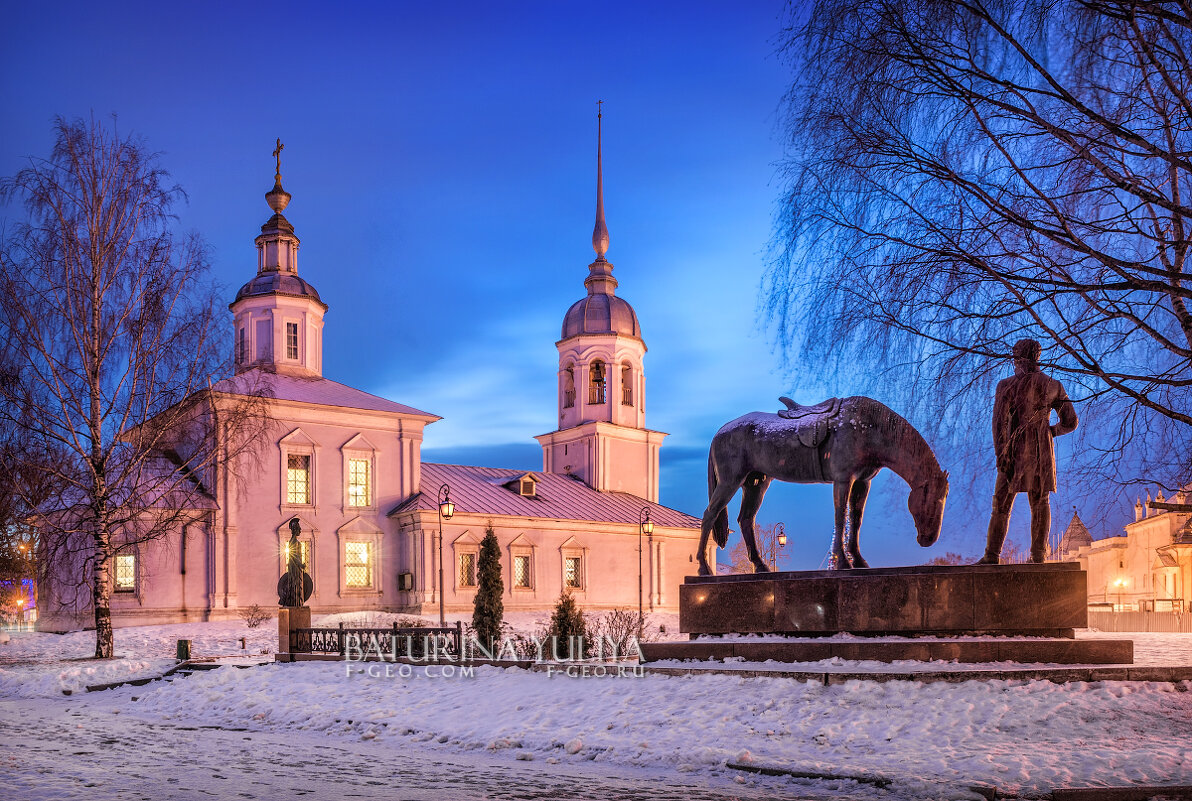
[232,272,327,309]
[562,291,640,340]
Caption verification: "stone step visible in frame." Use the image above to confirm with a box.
[641,637,1133,665]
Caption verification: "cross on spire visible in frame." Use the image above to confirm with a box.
[273,138,285,181]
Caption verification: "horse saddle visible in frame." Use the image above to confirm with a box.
[777,396,842,449]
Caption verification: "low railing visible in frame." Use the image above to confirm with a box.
[1088,610,1192,633]
[290,621,463,658]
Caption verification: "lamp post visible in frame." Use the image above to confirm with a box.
[775,523,787,568]
[1113,578,1126,612]
[437,483,455,627]
[638,507,653,637]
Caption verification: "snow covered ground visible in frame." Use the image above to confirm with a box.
[2,620,1191,799]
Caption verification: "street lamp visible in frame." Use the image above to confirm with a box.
[776,523,787,547]
[437,483,455,627]
[638,507,653,636]
[1113,578,1126,612]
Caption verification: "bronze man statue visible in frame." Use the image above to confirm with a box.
[978,339,1078,564]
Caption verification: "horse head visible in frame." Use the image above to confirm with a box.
[909,469,949,547]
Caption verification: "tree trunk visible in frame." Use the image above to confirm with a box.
[92,531,113,659]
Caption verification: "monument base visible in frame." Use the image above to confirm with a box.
[277,606,312,658]
[665,562,1132,665]
[681,563,1090,638]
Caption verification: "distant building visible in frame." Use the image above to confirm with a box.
[1053,491,1192,611]
[38,124,702,631]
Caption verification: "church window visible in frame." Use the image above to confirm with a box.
[621,363,633,406]
[114,553,136,592]
[458,552,477,588]
[286,322,299,360]
[255,319,272,361]
[564,556,582,589]
[513,554,532,589]
[344,541,373,588]
[287,454,312,505]
[562,366,576,409]
[347,458,371,507]
[589,360,606,405]
[236,327,246,364]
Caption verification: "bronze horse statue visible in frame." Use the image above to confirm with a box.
[697,396,948,575]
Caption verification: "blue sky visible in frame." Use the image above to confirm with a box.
[1,0,1094,568]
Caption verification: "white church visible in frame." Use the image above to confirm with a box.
[39,125,703,630]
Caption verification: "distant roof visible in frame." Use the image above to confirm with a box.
[213,369,438,419]
[390,463,699,529]
[1059,512,1093,554]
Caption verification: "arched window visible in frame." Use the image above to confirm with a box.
[562,365,576,409]
[589,360,606,405]
[621,362,634,406]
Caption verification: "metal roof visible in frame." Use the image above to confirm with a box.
[390,463,699,529]
[212,369,438,419]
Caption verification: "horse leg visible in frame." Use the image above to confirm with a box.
[832,479,853,569]
[737,474,773,573]
[847,479,871,569]
[698,480,741,576]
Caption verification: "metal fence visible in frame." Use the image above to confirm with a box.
[1087,611,1192,633]
[290,621,463,658]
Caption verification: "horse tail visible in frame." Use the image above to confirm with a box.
[708,448,730,548]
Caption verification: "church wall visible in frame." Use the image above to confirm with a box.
[224,402,427,615]
[392,511,699,616]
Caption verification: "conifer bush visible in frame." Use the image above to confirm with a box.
[545,591,589,659]
[471,523,503,656]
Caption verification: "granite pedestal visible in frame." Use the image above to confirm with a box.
[640,563,1133,665]
[277,606,311,659]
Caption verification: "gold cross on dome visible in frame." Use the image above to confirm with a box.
[273,138,284,177]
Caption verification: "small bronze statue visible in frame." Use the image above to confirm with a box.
[277,517,313,606]
[978,339,1078,564]
[697,396,948,574]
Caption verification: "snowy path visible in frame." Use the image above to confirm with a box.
[0,693,878,801]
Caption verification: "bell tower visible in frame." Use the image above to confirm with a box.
[229,139,327,377]
[535,108,666,501]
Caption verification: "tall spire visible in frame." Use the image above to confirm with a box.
[592,101,610,260]
[266,137,291,215]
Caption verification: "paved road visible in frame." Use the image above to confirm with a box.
[0,692,887,801]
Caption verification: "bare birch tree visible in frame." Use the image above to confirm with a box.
[0,117,267,657]
[729,523,787,573]
[766,0,1192,496]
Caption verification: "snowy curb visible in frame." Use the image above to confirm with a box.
[638,663,1192,685]
[724,760,891,788]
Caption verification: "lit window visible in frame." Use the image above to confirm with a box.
[287,454,311,504]
[588,360,606,404]
[513,554,532,589]
[286,322,299,360]
[458,552,477,587]
[114,554,136,592]
[284,539,311,570]
[345,541,372,588]
[564,556,582,589]
[347,458,370,507]
[621,364,633,406]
